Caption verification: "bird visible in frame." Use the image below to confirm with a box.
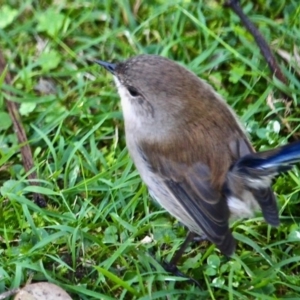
[95,54,300,263]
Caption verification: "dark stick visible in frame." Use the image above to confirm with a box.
[0,52,47,207]
[162,232,201,288]
[224,0,297,140]
[168,232,196,266]
[225,0,288,87]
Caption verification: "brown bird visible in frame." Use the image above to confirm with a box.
[96,54,300,266]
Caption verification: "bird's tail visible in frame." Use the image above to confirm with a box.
[235,141,300,177]
[228,141,300,226]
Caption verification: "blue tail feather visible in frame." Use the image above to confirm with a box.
[236,141,300,172]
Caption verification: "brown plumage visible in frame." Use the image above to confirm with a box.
[95,54,300,256]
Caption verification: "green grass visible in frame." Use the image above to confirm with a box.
[0,0,300,299]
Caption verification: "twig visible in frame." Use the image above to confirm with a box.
[0,52,47,207]
[225,0,289,91]
[0,288,20,299]
[224,0,296,139]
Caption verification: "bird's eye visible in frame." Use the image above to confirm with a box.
[127,86,140,97]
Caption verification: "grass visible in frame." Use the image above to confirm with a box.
[0,0,300,299]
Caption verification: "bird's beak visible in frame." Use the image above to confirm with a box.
[94,60,116,74]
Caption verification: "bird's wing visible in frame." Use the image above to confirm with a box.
[138,134,253,256]
[141,149,236,256]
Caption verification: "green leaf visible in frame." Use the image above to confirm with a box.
[0,111,12,130]
[0,180,25,196]
[212,276,225,288]
[37,50,61,71]
[103,226,118,243]
[95,267,140,297]
[19,102,36,116]
[207,254,220,268]
[229,64,246,83]
[205,266,217,276]
[36,9,65,37]
[23,186,59,196]
[0,5,18,29]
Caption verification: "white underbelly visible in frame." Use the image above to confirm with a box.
[227,191,260,221]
